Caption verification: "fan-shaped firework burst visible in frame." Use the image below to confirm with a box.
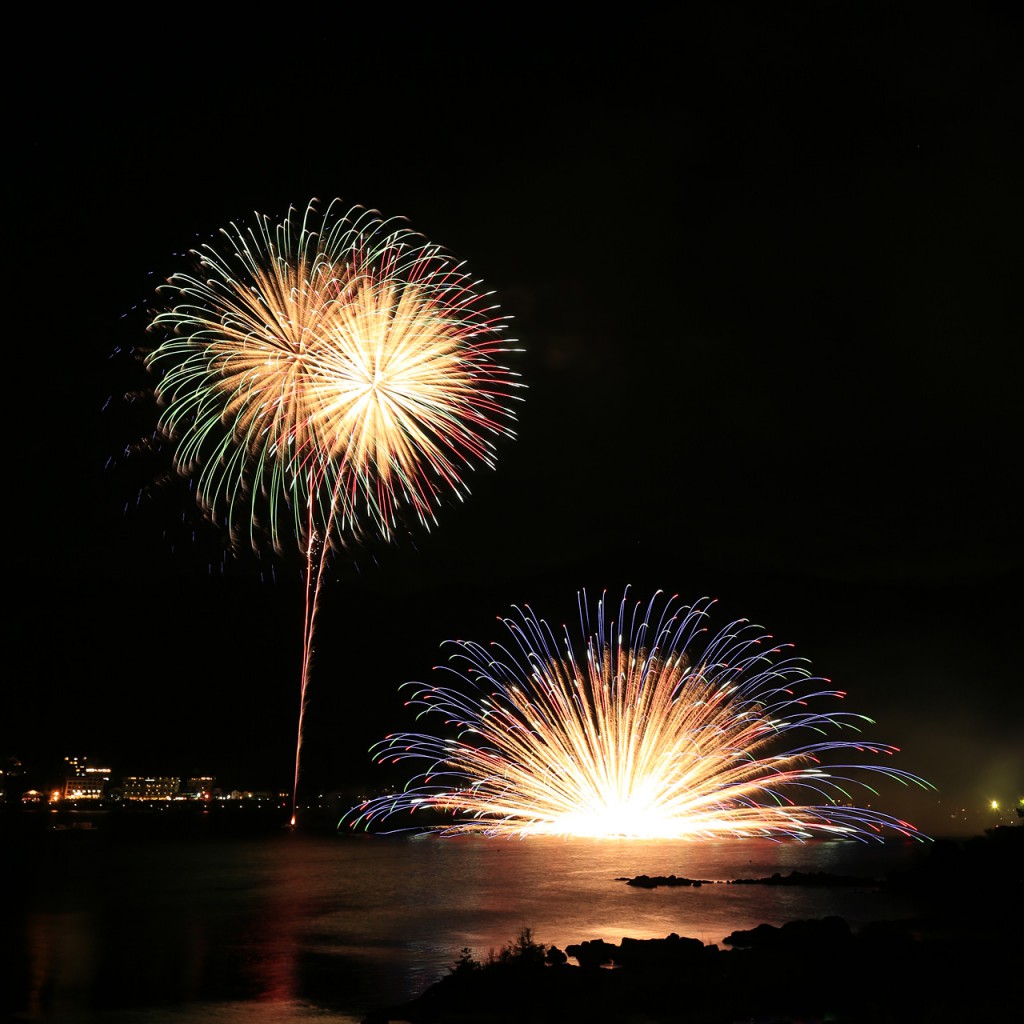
[146,199,523,822]
[345,589,932,841]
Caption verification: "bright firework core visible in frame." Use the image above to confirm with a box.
[346,590,933,842]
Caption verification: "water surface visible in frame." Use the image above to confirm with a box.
[5,823,933,1022]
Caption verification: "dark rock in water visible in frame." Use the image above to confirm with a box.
[625,873,712,888]
[623,868,877,889]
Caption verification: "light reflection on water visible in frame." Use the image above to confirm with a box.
[6,828,931,1022]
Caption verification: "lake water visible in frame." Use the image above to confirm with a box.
[4,822,937,1023]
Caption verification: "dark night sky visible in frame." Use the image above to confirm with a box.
[8,5,1021,837]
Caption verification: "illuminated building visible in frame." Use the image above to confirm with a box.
[121,777,181,800]
[179,777,216,799]
[62,756,112,800]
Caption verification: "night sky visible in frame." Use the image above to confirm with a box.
[9,5,1021,838]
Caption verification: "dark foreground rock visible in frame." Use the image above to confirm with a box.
[364,828,1023,1024]
[365,918,1019,1023]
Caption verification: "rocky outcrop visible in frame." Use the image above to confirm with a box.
[621,873,712,888]
[622,868,877,888]
[566,931,707,968]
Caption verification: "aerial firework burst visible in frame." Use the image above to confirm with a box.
[146,199,523,822]
[345,589,933,841]
[148,199,521,549]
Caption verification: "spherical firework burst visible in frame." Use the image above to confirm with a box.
[146,199,523,823]
[345,589,933,841]
[148,199,521,551]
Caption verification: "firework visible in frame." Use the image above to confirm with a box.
[146,199,522,822]
[345,589,932,841]
[148,199,521,549]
